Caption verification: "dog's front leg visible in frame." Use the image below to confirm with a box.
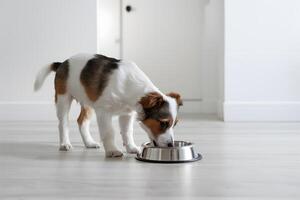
[96,110,123,157]
[119,112,140,154]
[119,113,140,154]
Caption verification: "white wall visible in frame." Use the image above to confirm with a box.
[224,0,300,121]
[0,0,98,121]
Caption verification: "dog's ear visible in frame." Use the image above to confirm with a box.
[139,92,164,109]
[167,92,183,106]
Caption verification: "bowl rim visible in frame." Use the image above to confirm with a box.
[136,153,202,163]
[141,140,194,149]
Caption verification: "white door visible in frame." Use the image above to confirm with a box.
[122,0,204,109]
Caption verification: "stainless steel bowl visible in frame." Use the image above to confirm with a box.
[136,141,202,163]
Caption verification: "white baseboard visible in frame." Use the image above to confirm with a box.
[0,100,218,121]
[223,101,300,122]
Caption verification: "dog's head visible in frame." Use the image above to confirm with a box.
[138,92,183,147]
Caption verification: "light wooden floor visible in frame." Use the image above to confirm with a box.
[1,115,300,200]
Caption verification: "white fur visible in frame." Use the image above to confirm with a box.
[34,53,179,156]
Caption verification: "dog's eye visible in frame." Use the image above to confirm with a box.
[159,120,169,130]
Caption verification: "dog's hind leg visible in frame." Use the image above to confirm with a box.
[119,112,140,154]
[77,105,100,148]
[56,94,73,151]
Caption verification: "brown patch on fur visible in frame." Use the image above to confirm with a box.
[77,106,93,126]
[143,118,163,136]
[167,92,183,106]
[139,92,172,124]
[139,92,164,109]
[51,62,62,72]
[55,79,67,94]
[142,117,173,137]
[80,54,119,101]
[54,60,69,102]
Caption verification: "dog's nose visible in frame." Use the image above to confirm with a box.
[167,142,174,147]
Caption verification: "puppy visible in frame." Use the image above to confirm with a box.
[34,54,182,157]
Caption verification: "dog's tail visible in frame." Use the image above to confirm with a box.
[34,62,62,91]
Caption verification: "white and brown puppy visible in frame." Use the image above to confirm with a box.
[34,54,182,157]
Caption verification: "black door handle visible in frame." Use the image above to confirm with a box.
[126,5,132,12]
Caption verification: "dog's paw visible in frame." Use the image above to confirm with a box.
[85,141,101,149]
[59,143,73,151]
[105,149,123,157]
[126,144,141,154]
